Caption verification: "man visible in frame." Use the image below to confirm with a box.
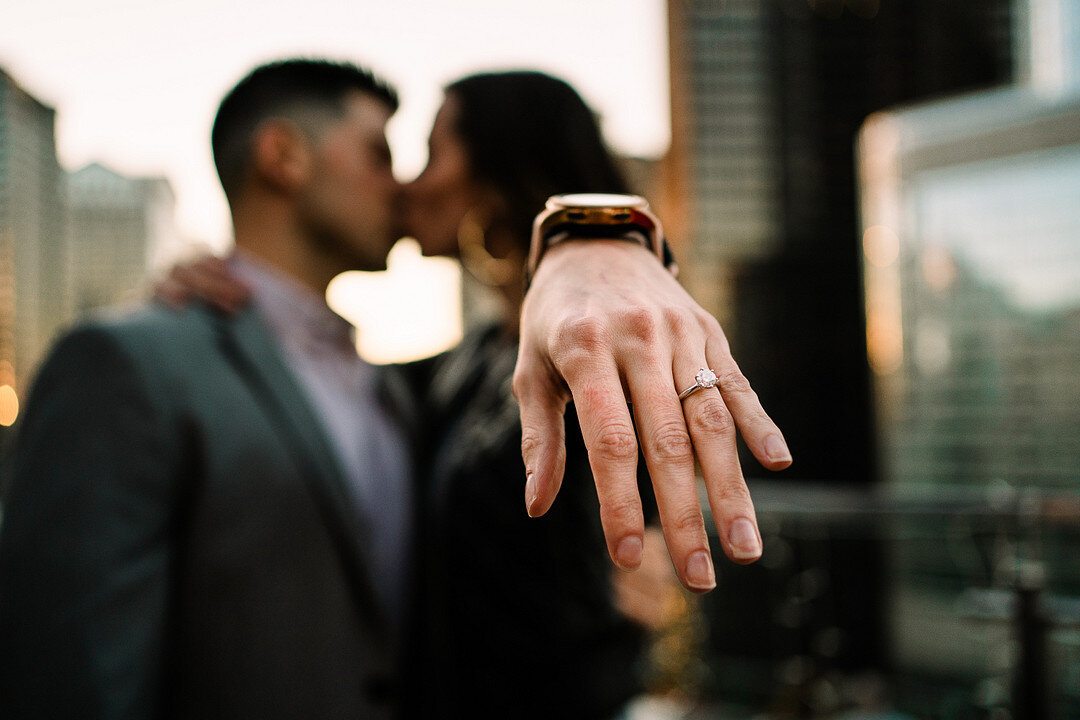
[0,59,790,718]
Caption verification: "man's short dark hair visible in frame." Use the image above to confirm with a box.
[211,58,399,202]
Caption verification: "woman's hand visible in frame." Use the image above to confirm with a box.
[154,254,250,313]
[515,240,791,593]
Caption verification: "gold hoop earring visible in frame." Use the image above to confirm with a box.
[457,208,520,287]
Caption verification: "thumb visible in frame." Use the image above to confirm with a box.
[513,358,568,518]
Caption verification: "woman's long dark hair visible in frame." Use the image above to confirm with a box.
[445,71,632,252]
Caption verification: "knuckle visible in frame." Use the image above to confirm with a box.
[661,305,696,337]
[600,497,644,533]
[717,369,754,396]
[519,430,543,460]
[556,314,607,351]
[550,315,607,372]
[592,424,639,462]
[511,368,532,401]
[715,477,753,505]
[646,423,694,461]
[667,505,706,536]
[698,310,724,336]
[688,397,736,436]
[619,305,660,344]
[600,489,643,517]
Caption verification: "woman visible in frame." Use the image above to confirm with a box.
[398,71,667,719]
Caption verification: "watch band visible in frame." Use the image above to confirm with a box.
[526,194,671,287]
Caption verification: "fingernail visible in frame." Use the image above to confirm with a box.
[615,536,643,571]
[685,550,716,591]
[525,473,538,517]
[765,435,792,464]
[729,518,762,561]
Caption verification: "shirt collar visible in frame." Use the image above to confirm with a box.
[228,250,357,355]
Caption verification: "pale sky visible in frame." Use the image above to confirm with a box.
[1,0,671,362]
[2,0,671,246]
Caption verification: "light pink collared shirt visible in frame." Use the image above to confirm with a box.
[230,251,412,642]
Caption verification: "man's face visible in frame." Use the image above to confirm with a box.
[296,91,402,273]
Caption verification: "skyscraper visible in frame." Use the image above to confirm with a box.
[858,2,1080,710]
[65,162,179,315]
[665,0,1014,485]
[0,72,183,433]
[663,0,1016,707]
[0,68,65,427]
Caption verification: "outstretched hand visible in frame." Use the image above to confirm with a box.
[514,240,791,593]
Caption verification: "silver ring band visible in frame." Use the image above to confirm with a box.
[678,368,718,401]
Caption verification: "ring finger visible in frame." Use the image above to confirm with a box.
[672,348,762,564]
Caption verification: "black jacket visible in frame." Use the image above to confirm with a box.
[400,324,647,720]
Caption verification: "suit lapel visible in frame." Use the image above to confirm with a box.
[213,306,389,645]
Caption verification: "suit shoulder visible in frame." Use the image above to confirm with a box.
[26,303,234,417]
[66,302,221,351]
[37,304,226,392]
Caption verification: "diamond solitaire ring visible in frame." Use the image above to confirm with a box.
[678,368,719,400]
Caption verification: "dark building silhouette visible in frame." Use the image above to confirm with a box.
[661,0,1017,711]
[666,0,1013,486]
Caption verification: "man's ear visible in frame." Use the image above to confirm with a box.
[251,121,310,193]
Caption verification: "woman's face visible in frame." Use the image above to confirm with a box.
[403,95,484,257]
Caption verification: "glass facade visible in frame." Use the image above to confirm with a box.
[859,86,1080,717]
[666,1,1076,715]
[0,69,64,403]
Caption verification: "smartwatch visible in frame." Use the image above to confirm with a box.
[526,193,668,283]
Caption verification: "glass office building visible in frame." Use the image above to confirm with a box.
[0,69,64,417]
[859,83,1080,717]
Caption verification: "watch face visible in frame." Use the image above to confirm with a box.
[548,193,647,210]
[529,193,666,279]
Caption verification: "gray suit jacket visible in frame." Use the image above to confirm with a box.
[0,303,406,719]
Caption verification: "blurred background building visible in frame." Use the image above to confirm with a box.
[664,0,1013,488]
[858,61,1080,720]
[0,68,65,428]
[0,70,182,434]
[65,162,179,315]
[655,0,1080,717]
